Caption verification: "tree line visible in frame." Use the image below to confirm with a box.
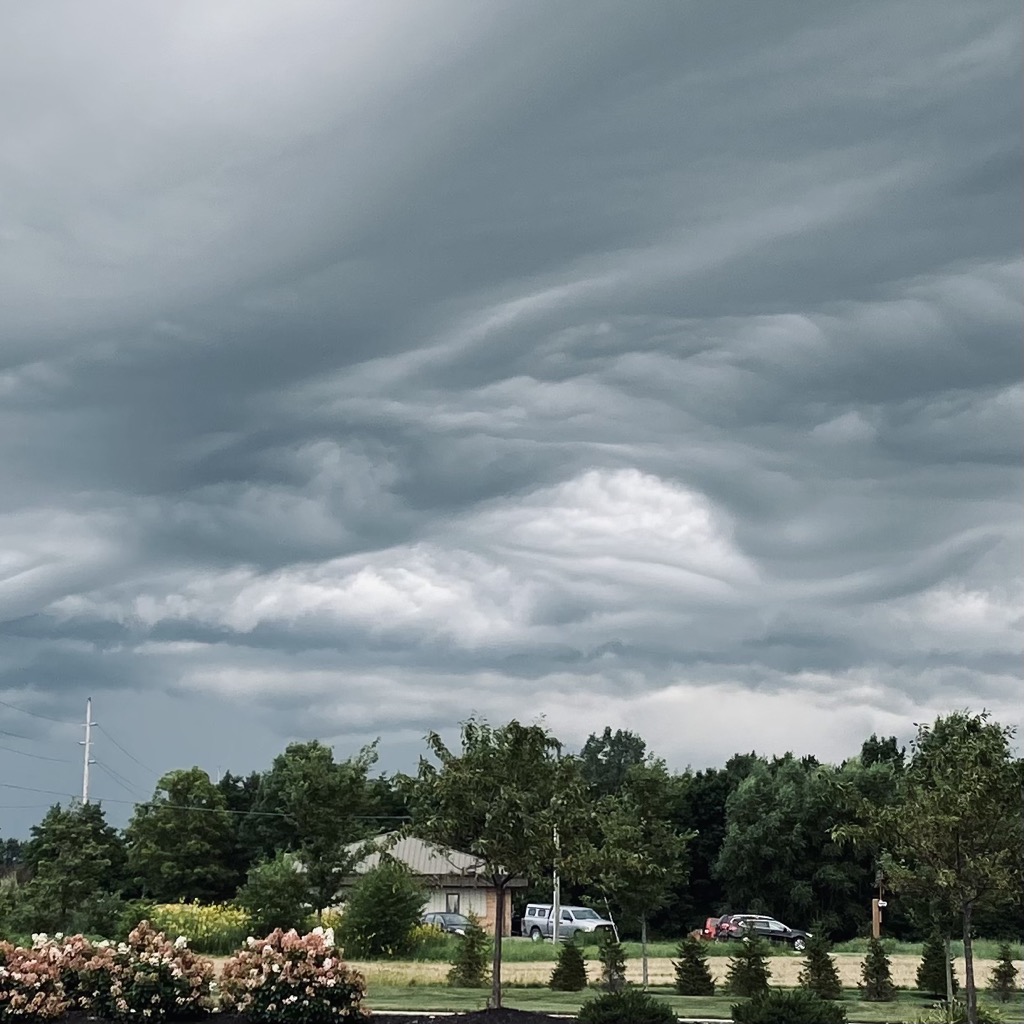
[1,711,1021,951]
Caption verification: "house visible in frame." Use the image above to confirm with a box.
[345,834,528,937]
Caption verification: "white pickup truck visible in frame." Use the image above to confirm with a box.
[520,903,615,942]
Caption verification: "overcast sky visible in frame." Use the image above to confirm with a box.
[1,1,1021,836]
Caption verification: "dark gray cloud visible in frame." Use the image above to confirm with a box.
[1,1,1021,834]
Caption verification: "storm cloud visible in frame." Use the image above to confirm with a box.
[1,1,1021,832]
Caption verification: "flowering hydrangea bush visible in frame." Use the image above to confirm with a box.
[0,939,69,1023]
[220,927,368,1023]
[23,923,214,1023]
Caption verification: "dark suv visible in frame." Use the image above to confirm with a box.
[723,914,811,951]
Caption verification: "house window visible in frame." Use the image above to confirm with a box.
[446,893,460,914]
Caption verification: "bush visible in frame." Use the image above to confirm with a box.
[336,859,424,958]
[446,914,490,988]
[406,923,451,960]
[549,939,587,991]
[578,987,676,1024]
[597,933,627,993]
[235,853,309,938]
[798,934,842,1000]
[148,901,250,955]
[725,936,771,998]
[673,934,714,996]
[988,942,1020,1002]
[917,934,958,998]
[859,937,897,1001]
[0,939,69,1022]
[732,988,848,1024]
[918,999,1010,1024]
[219,927,366,1023]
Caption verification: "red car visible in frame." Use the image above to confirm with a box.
[699,916,724,940]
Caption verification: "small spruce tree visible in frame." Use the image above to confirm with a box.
[916,934,958,998]
[550,939,588,991]
[987,942,1020,1003]
[597,932,628,993]
[725,936,771,998]
[859,938,897,1001]
[797,933,842,1001]
[673,934,715,996]
[446,914,491,988]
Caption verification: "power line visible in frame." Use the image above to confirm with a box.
[95,725,158,778]
[0,728,36,741]
[0,743,74,764]
[0,782,78,798]
[93,760,142,799]
[0,698,75,725]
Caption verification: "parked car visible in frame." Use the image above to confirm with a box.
[422,911,472,935]
[520,903,615,942]
[722,914,812,951]
[699,916,724,940]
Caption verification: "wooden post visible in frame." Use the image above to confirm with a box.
[871,898,881,939]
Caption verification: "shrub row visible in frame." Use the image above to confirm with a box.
[0,923,366,1024]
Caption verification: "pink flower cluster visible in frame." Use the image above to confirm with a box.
[219,928,368,1023]
[0,939,69,1022]
[1,923,215,1023]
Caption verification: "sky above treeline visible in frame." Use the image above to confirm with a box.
[1,2,1021,837]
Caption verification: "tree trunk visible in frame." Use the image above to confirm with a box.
[641,914,649,989]
[962,902,976,1024]
[944,936,954,1007]
[488,885,506,1009]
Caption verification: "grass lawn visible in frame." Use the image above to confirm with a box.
[365,984,1024,1022]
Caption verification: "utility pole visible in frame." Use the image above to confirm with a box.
[80,697,95,804]
[551,824,561,946]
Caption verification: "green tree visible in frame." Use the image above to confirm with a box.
[580,727,648,799]
[549,939,588,991]
[124,767,236,901]
[797,934,842,1000]
[597,932,628,993]
[859,937,896,1001]
[716,754,870,938]
[19,802,125,931]
[447,914,492,988]
[216,769,263,889]
[591,761,693,986]
[733,988,848,1024]
[235,851,309,936]
[986,943,1019,1002]
[724,934,771,998]
[673,934,715,995]
[240,741,377,914]
[917,933,958,999]
[404,718,588,1009]
[835,712,1023,1024]
[337,857,425,958]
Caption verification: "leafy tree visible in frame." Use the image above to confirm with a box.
[597,932,628,993]
[917,933,958,998]
[216,769,263,889]
[591,761,693,986]
[716,755,866,937]
[19,802,125,931]
[124,767,236,901]
[797,934,842,1000]
[986,943,1019,1002]
[673,934,715,995]
[337,857,425,958]
[724,934,771,998]
[580,727,648,798]
[0,838,23,869]
[235,851,309,936]
[859,938,896,1001]
[835,712,1023,1024]
[549,940,588,991]
[404,718,588,1009]
[447,913,492,988]
[240,741,377,914]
